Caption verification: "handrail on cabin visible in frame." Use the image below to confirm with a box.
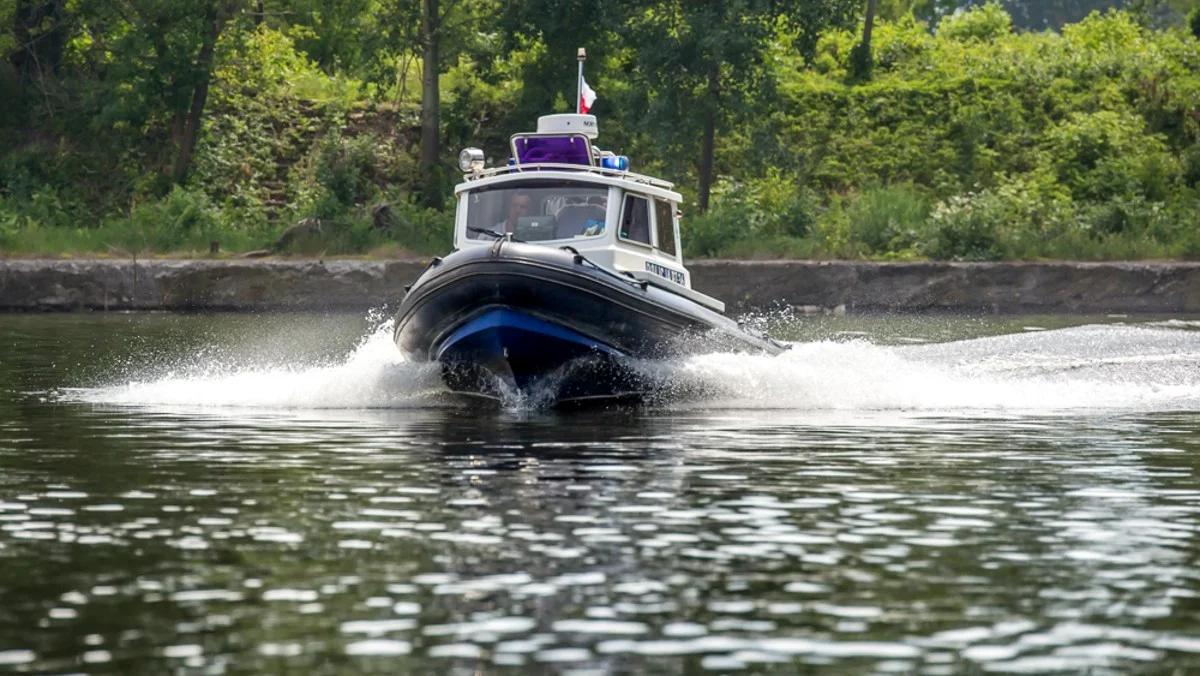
[461,162,675,190]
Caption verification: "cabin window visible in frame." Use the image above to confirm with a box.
[463,180,608,241]
[619,195,651,246]
[653,199,677,256]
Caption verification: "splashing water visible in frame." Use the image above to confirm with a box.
[73,320,446,409]
[68,319,1200,413]
[666,323,1200,412]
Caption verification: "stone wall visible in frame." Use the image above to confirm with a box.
[688,260,1200,314]
[0,259,429,312]
[1,258,1198,313]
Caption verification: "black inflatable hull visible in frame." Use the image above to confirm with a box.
[393,241,783,404]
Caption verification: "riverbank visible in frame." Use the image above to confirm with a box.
[1,258,1198,314]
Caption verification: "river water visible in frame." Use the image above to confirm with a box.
[2,312,1199,673]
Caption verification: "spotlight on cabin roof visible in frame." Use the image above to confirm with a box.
[458,147,485,173]
[537,114,598,140]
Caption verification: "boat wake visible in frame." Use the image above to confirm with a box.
[656,322,1200,413]
[66,319,1200,413]
[68,320,446,410]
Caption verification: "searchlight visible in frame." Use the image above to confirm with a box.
[458,147,485,173]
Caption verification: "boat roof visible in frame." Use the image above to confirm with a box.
[456,166,682,203]
[455,114,681,202]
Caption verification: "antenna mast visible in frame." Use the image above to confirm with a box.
[576,47,586,114]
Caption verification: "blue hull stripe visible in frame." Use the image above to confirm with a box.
[435,308,641,399]
[437,308,624,362]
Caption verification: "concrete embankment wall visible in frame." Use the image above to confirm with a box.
[1,259,1198,314]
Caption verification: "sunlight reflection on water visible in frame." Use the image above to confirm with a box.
[1,313,1199,672]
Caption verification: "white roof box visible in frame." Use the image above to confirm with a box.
[537,114,598,139]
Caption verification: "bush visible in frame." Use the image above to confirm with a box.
[682,173,819,257]
[1045,110,1180,202]
[1061,8,1144,54]
[924,170,1081,260]
[925,192,1003,260]
[113,187,228,252]
[1181,144,1200,188]
[683,197,753,258]
[1,149,57,203]
[718,235,826,259]
[385,200,454,254]
[312,132,381,209]
[844,184,931,254]
[748,170,820,239]
[6,5,1200,262]
[937,2,1013,42]
[1076,196,1172,237]
[0,186,269,255]
[0,196,22,245]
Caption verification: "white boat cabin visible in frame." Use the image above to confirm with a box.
[452,114,724,312]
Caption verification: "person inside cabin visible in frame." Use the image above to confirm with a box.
[495,193,533,233]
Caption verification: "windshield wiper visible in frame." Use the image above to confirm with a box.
[468,226,525,243]
[468,226,504,239]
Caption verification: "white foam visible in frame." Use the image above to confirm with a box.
[67,320,1200,414]
[71,320,444,409]
[661,324,1200,412]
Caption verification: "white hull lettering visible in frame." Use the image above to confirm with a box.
[645,261,685,285]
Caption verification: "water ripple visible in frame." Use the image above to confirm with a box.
[3,314,1200,671]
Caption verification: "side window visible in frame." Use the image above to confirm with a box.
[619,195,651,245]
[653,199,677,256]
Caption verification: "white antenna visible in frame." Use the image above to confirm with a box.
[576,47,586,114]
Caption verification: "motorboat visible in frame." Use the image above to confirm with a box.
[393,109,785,405]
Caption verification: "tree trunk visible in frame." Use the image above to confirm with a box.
[12,0,32,78]
[171,6,225,185]
[850,0,878,80]
[418,0,443,209]
[697,65,719,214]
[11,0,68,85]
[862,0,877,54]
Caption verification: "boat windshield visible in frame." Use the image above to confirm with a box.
[464,180,608,242]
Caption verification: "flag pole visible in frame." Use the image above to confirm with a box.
[576,47,586,114]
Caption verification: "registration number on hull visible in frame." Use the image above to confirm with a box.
[645,261,685,286]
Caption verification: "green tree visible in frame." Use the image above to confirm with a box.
[412,0,479,208]
[913,0,1133,29]
[9,0,67,87]
[784,0,862,60]
[496,0,625,134]
[937,1,1013,40]
[876,0,923,20]
[625,0,858,211]
[625,2,776,211]
[418,0,442,208]
[278,0,420,87]
[66,0,246,186]
[850,0,880,79]
[2,0,68,128]
[280,0,378,72]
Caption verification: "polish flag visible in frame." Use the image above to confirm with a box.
[580,77,597,114]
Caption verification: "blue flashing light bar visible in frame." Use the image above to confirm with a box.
[601,155,629,171]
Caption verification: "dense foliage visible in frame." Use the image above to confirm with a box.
[699,6,1200,260]
[1,0,1198,260]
